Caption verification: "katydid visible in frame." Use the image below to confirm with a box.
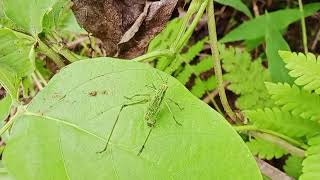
[98,75,183,155]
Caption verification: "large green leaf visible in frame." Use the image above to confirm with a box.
[221,3,320,43]
[3,58,262,180]
[0,28,34,99]
[3,0,58,35]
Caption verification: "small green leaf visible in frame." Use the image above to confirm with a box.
[3,0,58,35]
[246,138,288,160]
[301,135,320,180]
[265,12,293,84]
[284,155,303,179]
[279,51,320,94]
[3,58,262,180]
[221,3,320,43]
[216,0,252,18]
[0,28,35,100]
[0,95,12,121]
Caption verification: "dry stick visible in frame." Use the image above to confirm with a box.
[31,73,44,90]
[35,70,48,86]
[207,1,236,121]
[311,25,320,51]
[203,81,230,104]
[255,157,294,180]
[298,0,308,54]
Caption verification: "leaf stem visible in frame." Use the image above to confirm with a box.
[298,0,308,54]
[233,125,309,150]
[207,1,236,121]
[132,50,175,62]
[174,0,209,52]
[252,132,305,158]
[37,40,65,68]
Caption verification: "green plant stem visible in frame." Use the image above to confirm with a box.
[252,132,305,158]
[46,33,80,63]
[174,0,209,52]
[233,125,309,150]
[35,70,48,86]
[132,50,175,62]
[37,40,65,68]
[207,1,236,121]
[0,112,19,137]
[298,0,308,54]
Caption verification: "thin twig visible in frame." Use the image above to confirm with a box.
[298,0,308,53]
[203,81,230,104]
[311,24,320,51]
[31,73,44,90]
[35,70,48,86]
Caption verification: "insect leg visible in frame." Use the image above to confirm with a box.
[138,128,153,156]
[97,99,149,153]
[124,94,150,100]
[145,83,157,91]
[167,98,184,111]
[165,102,182,126]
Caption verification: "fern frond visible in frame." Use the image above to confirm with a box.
[246,138,288,160]
[279,51,320,94]
[266,83,320,121]
[300,135,320,180]
[191,76,217,98]
[221,45,273,110]
[283,155,303,179]
[245,108,320,138]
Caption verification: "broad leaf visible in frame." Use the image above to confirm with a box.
[3,58,262,179]
[0,28,34,100]
[3,0,58,35]
[221,3,320,43]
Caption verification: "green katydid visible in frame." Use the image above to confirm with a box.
[98,72,183,155]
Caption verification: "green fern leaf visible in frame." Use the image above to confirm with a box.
[221,45,273,110]
[300,135,320,180]
[279,51,320,94]
[266,83,320,121]
[246,138,288,160]
[191,76,217,98]
[245,108,320,138]
[284,155,303,179]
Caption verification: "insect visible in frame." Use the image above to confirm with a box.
[98,73,183,155]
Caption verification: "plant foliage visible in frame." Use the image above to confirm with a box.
[246,138,287,160]
[300,135,320,180]
[220,45,273,110]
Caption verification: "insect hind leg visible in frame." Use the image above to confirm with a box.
[97,98,149,153]
[138,128,153,156]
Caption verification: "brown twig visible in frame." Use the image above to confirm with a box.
[255,157,294,180]
[203,81,230,104]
